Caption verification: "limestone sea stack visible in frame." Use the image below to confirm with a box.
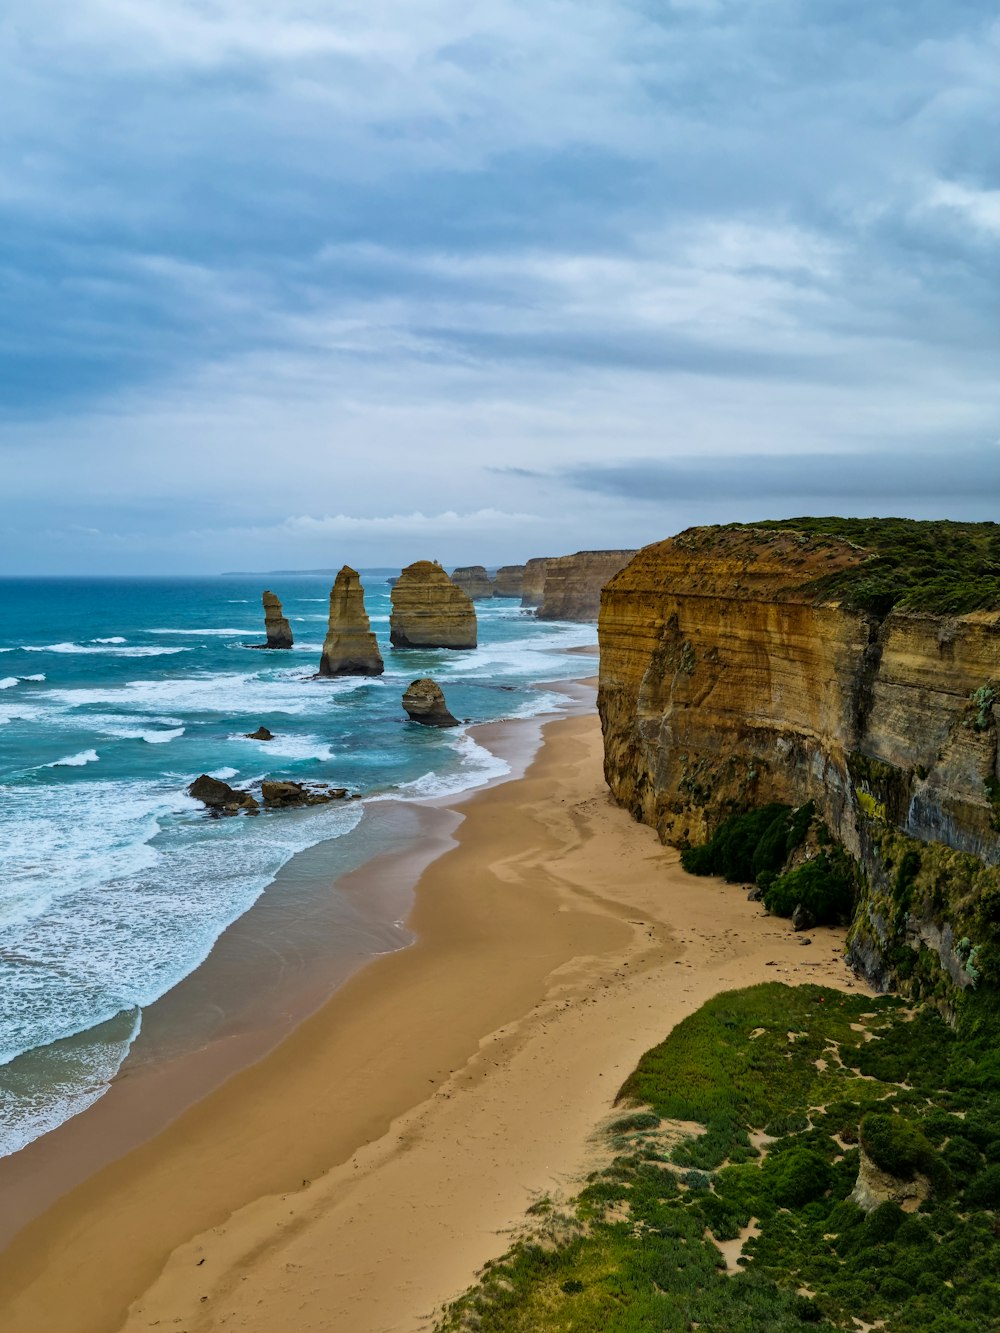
[537,550,637,621]
[390,561,477,650]
[494,565,525,598]
[450,565,494,600]
[262,590,294,649]
[401,678,459,727]
[520,557,551,608]
[319,566,384,677]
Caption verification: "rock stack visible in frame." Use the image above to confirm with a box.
[390,561,477,650]
[262,590,294,648]
[319,566,384,677]
[402,678,459,727]
[450,565,494,600]
[494,565,525,598]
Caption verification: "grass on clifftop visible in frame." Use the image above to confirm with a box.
[748,517,1000,616]
[434,984,1000,1333]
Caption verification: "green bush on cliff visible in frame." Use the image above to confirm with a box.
[752,517,1000,616]
[681,802,814,884]
[763,849,856,925]
[860,1113,938,1181]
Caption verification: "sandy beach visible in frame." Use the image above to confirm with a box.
[0,700,866,1333]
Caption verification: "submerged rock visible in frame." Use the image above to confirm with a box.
[390,561,477,650]
[245,726,274,741]
[451,565,494,600]
[320,566,384,677]
[262,590,294,649]
[402,678,460,728]
[260,780,349,808]
[189,774,259,815]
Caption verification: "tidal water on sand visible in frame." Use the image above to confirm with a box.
[0,573,596,1157]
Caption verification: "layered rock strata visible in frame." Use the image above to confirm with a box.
[494,565,525,598]
[598,526,1000,1002]
[520,557,550,608]
[390,561,477,649]
[320,566,384,676]
[262,590,293,649]
[538,550,637,621]
[451,565,494,600]
[401,678,460,728]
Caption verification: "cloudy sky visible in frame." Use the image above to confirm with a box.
[3,0,998,574]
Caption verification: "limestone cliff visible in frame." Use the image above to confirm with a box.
[538,550,637,622]
[494,565,525,598]
[319,566,384,677]
[598,525,1000,1006]
[262,590,293,649]
[390,561,477,650]
[520,558,550,608]
[451,565,494,600]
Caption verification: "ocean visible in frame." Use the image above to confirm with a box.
[0,572,597,1159]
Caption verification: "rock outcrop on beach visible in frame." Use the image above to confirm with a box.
[451,566,494,600]
[402,677,460,728]
[319,566,385,677]
[537,550,637,622]
[494,565,525,598]
[390,561,478,650]
[597,522,1000,1003]
[260,780,348,807]
[188,774,259,815]
[520,557,550,608]
[262,591,293,649]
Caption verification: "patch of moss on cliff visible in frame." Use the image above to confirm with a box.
[750,517,1000,616]
[434,985,1000,1333]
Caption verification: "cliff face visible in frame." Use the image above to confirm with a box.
[320,566,384,677]
[494,565,525,598]
[520,558,550,608]
[451,565,494,600]
[598,527,1000,1002]
[537,550,637,622]
[262,590,293,649]
[390,561,478,650]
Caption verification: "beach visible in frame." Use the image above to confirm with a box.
[0,693,866,1333]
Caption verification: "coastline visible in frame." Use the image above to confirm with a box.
[0,690,867,1333]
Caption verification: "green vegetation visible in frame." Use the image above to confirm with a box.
[750,517,1000,616]
[680,801,855,926]
[435,985,1000,1333]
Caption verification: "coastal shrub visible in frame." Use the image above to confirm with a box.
[762,850,855,925]
[681,802,817,887]
[761,1147,831,1208]
[964,1163,1000,1208]
[860,1113,937,1181]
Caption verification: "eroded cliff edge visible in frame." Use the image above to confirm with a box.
[598,523,1000,1010]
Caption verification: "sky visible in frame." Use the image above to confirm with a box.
[2,0,998,574]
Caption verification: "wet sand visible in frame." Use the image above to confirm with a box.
[0,703,865,1333]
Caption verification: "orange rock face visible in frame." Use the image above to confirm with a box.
[493,565,525,598]
[597,526,1000,862]
[390,561,478,650]
[520,558,550,608]
[320,566,384,677]
[537,550,637,622]
[450,565,494,600]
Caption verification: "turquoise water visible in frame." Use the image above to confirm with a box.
[0,573,596,1156]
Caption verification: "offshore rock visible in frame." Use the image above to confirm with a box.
[260,780,348,808]
[189,774,259,815]
[538,550,636,621]
[320,566,384,677]
[597,524,1000,1000]
[402,678,459,728]
[520,557,551,608]
[390,561,477,650]
[451,565,494,600]
[262,590,293,649]
[245,726,273,741]
[494,565,525,598]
